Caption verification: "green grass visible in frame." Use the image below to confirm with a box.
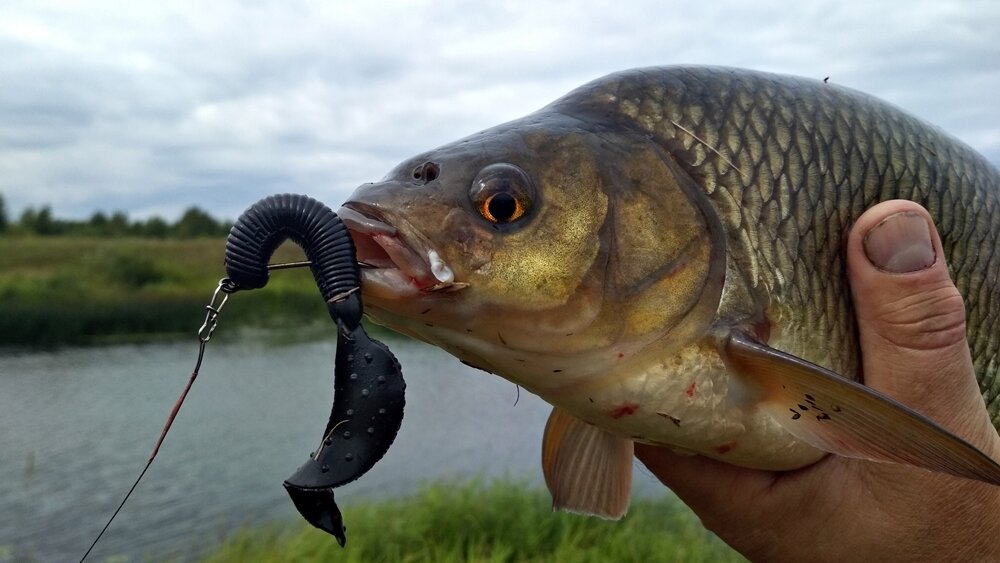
[202,480,744,563]
[0,236,368,346]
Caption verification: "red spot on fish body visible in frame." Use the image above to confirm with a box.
[714,442,736,455]
[617,352,624,359]
[609,402,640,419]
[685,382,696,398]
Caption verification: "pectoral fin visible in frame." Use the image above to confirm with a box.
[722,330,1000,485]
[541,407,633,519]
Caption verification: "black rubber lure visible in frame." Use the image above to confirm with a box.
[224,193,405,546]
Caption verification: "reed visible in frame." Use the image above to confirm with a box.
[0,236,338,346]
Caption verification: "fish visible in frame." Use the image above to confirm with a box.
[337,66,1000,519]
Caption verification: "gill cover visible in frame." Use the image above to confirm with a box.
[225,194,406,546]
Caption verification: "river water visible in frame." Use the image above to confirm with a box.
[0,334,666,562]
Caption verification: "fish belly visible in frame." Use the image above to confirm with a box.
[554,343,825,470]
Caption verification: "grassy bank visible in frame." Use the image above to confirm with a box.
[202,480,743,563]
[0,236,351,346]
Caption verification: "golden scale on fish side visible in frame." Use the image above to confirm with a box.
[336,65,1000,518]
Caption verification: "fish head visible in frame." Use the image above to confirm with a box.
[340,113,726,393]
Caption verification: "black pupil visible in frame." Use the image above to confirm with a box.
[488,192,518,222]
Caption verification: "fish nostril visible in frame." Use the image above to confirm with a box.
[425,162,439,181]
[411,161,440,184]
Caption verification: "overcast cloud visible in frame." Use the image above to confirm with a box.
[1,0,998,221]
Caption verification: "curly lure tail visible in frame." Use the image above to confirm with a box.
[226,193,406,546]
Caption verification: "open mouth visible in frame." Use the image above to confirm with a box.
[338,204,467,299]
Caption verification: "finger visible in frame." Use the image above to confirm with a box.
[633,444,776,520]
[634,443,854,557]
[846,200,994,451]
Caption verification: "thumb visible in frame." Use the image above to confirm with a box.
[846,200,994,450]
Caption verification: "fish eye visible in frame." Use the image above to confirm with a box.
[469,164,534,225]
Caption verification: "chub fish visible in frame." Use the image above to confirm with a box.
[337,66,1000,518]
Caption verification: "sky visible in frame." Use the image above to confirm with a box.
[1,0,998,222]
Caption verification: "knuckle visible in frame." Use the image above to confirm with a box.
[867,281,969,353]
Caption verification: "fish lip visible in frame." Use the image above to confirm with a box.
[338,202,462,296]
[338,203,398,237]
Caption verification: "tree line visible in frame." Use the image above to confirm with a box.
[0,192,231,238]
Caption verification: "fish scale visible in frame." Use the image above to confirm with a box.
[557,66,1000,427]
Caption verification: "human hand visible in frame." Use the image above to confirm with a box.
[635,200,1000,562]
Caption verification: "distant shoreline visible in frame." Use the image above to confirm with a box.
[0,236,397,347]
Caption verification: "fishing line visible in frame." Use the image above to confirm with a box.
[79,278,232,562]
[79,343,207,563]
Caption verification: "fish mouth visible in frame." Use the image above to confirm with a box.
[338,203,468,300]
